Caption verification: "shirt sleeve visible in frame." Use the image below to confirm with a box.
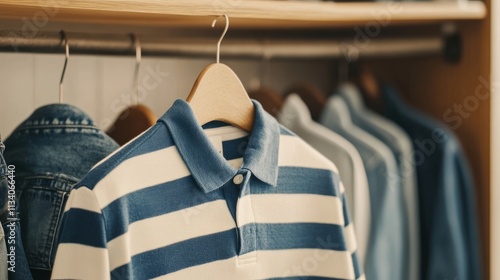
[51,187,110,280]
[339,181,364,280]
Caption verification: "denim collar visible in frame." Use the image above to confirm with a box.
[10,104,100,135]
[160,99,280,193]
[382,85,406,112]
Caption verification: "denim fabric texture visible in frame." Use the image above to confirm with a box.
[383,86,482,280]
[2,222,33,280]
[1,136,33,280]
[0,139,8,222]
[0,225,6,280]
[3,104,119,278]
[0,138,9,280]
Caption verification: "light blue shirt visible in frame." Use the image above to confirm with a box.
[320,96,405,280]
[339,84,420,280]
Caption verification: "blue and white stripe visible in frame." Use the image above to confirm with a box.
[52,100,362,280]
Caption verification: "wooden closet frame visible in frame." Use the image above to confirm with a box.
[0,0,494,278]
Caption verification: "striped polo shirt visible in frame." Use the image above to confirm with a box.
[51,99,363,280]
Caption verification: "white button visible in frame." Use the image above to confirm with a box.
[233,174,244,185]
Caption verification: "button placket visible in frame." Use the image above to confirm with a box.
[235,170,257,265]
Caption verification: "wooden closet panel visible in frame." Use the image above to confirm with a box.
[0,1,486,29]
[364,13,491,278]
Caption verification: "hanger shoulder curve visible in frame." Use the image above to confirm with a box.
[284,82,326,122]
[249,86,283,118]
[107,104,157,146]
[133,104,157,124]
[187,63,254,132]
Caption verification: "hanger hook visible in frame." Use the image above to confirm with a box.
[59,30,69,103]
[131,33,141,105]
[257,39,271,89]
[338,45,355,85]
[211,14,229,64]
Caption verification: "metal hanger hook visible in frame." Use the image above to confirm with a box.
[131,33,141,105]
[338,45,356,85]
[259,39,272,89]
[59,30,69,103]
[248,40,269,91]
[211,14,229,64]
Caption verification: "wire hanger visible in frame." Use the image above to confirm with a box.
[59,30,69,103]
[132,33,141,105]
[283,41,326,122]
[338,58,349,86]
[248,40,283,117]
[248,40,267,91]
[106,33,157,146]
[338,44,383,113]
[212,15,227,64]
[186,15,255,132]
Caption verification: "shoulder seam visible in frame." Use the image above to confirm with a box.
[78,124,163,191]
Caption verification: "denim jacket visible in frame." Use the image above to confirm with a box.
[3,104,119,279]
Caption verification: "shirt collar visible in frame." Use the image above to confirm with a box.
[12,104,99,133]
[160,99,280,193]
[382,85,408,115]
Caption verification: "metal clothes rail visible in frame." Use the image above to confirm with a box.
[0,31,448,60]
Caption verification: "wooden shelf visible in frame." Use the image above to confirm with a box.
[0,0,487,30]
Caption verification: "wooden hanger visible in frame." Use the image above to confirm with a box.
[335,55,384,113]
[249,86,283,118]
[186,15,254,132]
[107,104,157,145]
[283,82,327,121]
[106,34,157,145]
[356,66,384,114]
[59,30,69,104]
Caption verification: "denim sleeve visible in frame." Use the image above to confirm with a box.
[0,166,7,280]
[51,187,110,280]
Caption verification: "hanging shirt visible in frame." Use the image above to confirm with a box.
[339,83,420,280]
[382,85,482,280]
[51,99,363,280]
[320,96,405,280]
[279,94,370,266]
[3,104,119,280]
